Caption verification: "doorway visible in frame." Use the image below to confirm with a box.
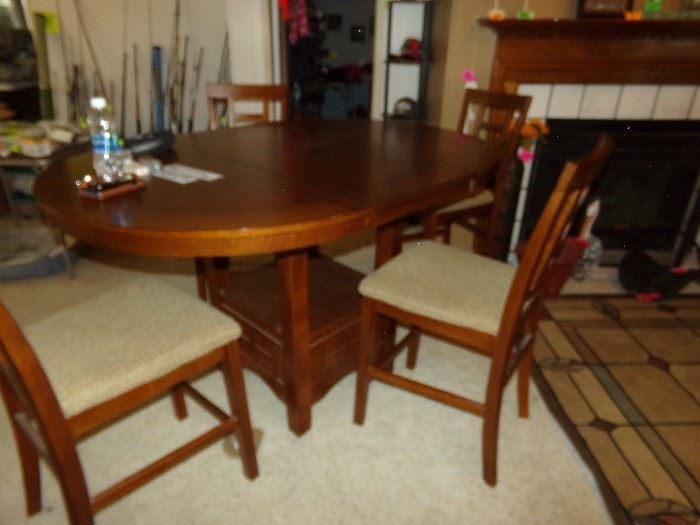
[284,0,375,119]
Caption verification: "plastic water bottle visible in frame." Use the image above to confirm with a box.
[87,97,123,182]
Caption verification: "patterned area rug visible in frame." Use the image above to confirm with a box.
[535,296,700,525]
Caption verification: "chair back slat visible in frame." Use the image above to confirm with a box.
[456,89,532,258]
[206,83,288,130]
[496,134,614,354]
[0,302,93,524]
[458,90,529,156]
[515,290,540,335]
[527,188,583,295]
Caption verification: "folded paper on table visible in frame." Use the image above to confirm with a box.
[153,164,223,185]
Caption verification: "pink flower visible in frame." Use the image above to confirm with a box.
[463,69,477,83]
[517,147,535,163]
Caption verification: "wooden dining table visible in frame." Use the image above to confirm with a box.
[33,119,499,435]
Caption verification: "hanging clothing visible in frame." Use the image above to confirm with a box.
[279,0,290,21]
[287,0,310,45]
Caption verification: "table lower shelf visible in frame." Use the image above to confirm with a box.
[217,256,364,405]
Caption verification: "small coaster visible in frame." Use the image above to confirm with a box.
[79,178,146,201]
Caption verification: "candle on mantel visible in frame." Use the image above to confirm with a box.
[517,0,535,20]
[488,0,505,21]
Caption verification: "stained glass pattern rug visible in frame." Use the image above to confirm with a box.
[535,297,700,525]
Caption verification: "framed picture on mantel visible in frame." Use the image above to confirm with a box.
[577,0,633,17]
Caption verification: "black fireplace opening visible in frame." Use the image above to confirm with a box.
[520,119,700,266]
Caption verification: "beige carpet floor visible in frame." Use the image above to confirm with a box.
[0,237,613,524]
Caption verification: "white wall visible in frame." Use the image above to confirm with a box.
[370,0,386,121]
[24,0,273,136]
[226,0,273,84]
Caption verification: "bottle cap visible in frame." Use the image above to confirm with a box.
[89,97,107,110]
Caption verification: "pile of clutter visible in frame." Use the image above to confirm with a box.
[0,119,86,158]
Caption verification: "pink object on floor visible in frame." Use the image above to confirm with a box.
[635,293,662,302]
[540,237,588,298]
[671,267,689,274]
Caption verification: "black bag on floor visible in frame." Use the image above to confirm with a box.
[618,247,700,299]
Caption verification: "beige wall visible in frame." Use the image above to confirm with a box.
[437,0,576,129]
[433,0,686,129]
[425,0,452,126]
[33,1,682,133]
[372,0,576,126]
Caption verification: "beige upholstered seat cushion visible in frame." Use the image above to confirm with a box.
[438,189,493,214]
[24,278,241,418]
[359,241,515,335]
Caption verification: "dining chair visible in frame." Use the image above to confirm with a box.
[416,89,531,259]
[354,134,614,486]
[205,83,289,129]
[0,277,258,525]
[198,83,289,299]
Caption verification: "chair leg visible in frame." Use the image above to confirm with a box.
[15,418,42,515]
[0,379,42,515]
[422,214,438,240]
[221,341,259,480]
[171,384,188,420]
[443,222,452,244]
[194,258,208,301]
[207,257,231,308]
[0,400,41,516]
[517,342,534,419]
[482,393,504,487]
[471,217,489,255]
[405,328,421,370]
[354,298,377,425]
[483,356,509,486]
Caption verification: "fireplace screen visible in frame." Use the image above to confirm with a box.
[520,120,700,266]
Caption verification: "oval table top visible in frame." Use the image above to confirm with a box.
[34,120,498,257]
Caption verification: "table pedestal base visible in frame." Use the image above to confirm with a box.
[217,256,363,431]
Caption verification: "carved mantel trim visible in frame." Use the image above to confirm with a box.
[479,19,700,89]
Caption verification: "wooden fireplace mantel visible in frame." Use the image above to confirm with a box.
[479,19,700,89]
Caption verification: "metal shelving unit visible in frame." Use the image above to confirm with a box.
[382,0,434,121]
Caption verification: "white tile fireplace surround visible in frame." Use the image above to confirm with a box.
[507,83,700,260]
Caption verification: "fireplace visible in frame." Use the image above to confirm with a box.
[520,119,700,266]
[479,18,700,266]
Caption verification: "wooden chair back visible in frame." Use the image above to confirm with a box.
[457,88,531,169]
[0,302,93,524]
[496,134,614,367]
[206,83,289,129]
[456,89,531,256]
